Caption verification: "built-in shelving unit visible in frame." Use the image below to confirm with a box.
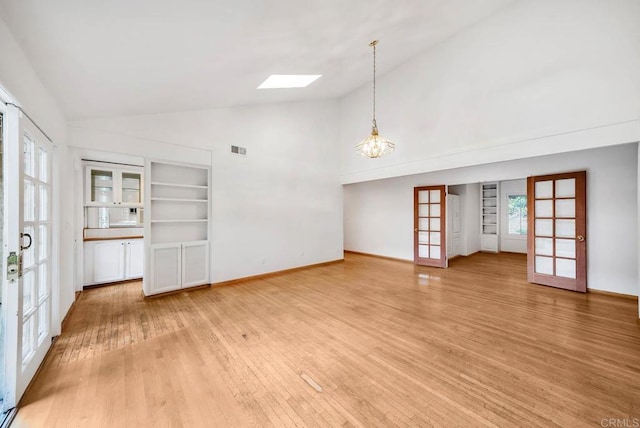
[480,182,499,252]
[144,160,210,296]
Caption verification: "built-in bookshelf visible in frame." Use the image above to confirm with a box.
[144,160,210,296]
[480,182,499,252]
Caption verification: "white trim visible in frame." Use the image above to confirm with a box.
[0,83,17,106]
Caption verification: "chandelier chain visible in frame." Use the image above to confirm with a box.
[372,40,376,127]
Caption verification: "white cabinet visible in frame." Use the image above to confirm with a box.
[83,238,144,286]
[85,164,143,207]
[93,241,126,283]
[149,243,182,294]
[182,241,209,288]
[125,240,144,278]
[148,241,209,295]
[480,182,499,252]
[144,160,210,296]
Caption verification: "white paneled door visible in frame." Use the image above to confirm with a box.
[3,105,54,408]
[414,186,447,268]
[527,171,587,292]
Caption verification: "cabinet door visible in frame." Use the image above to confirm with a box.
[182,241,209,288]
[93,241,126,283]
[119,169,143,207]
[85,166,117,206]
[148,243,182,295]
[125,240,144,279]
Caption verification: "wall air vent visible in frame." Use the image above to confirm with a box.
[231,145,247,156]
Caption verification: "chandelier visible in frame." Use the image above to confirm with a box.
[355,40,395,158]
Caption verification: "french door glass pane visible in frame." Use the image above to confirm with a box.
[39,184,48,221]
[38,224,48,261]
[24,136,35,177]
[556,258,576,279]
[418,204,428,217]
[22,225,35,268]
[429,218,440,231]
[418,218,429,230]
[22,318,34,363]
[535,237,553,256]
[418,191,429,203]
[535,256,554,275]
[430,246,441,259]
[430,232,441,245]
[535,219,553,237]
[418,232,428,244]
[430,204,440,217]
[23,269,35,313]
[24,180,35,221]
[535,200,553,217]
[38,304,48,344]
[555,179,575,198]
[419,245,428,258]
[555,239,576,259]
[39,147,48,183]
[556,219,576,238]
[535,181,553,198]
[38,263,48,299]
[429,190,440,203]
[555,199,575,218]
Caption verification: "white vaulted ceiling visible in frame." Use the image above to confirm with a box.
[0,0,513,119]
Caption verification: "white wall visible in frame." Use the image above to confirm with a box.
[0,15,73,334]
[339,0,640,184]
[500,179,527,253]
[447,184,480,256]
[344,143,638,296]
[67,100,343,283]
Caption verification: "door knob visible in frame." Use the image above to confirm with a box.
[577,235,585,242]
[414,228,418,232]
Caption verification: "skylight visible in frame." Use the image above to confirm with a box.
[257,75,322,89]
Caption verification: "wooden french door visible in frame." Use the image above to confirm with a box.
[414,186,447,267]
[527,171,586,292]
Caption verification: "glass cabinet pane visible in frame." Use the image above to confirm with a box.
[90,169,114,204]
[121,172,142,204]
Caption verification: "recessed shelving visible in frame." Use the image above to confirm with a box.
[148,161,210,245]
[481,182,499,252]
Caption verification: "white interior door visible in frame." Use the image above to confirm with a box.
[3,105,54,407]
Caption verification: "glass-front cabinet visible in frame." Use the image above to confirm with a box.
[85,164,143,207]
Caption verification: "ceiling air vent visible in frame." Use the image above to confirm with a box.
[231,145,247,156]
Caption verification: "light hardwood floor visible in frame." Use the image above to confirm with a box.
[14,252,640,427]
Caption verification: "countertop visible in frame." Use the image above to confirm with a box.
[83,236,144,242]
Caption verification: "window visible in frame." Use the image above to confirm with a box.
[507,195,527,235]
